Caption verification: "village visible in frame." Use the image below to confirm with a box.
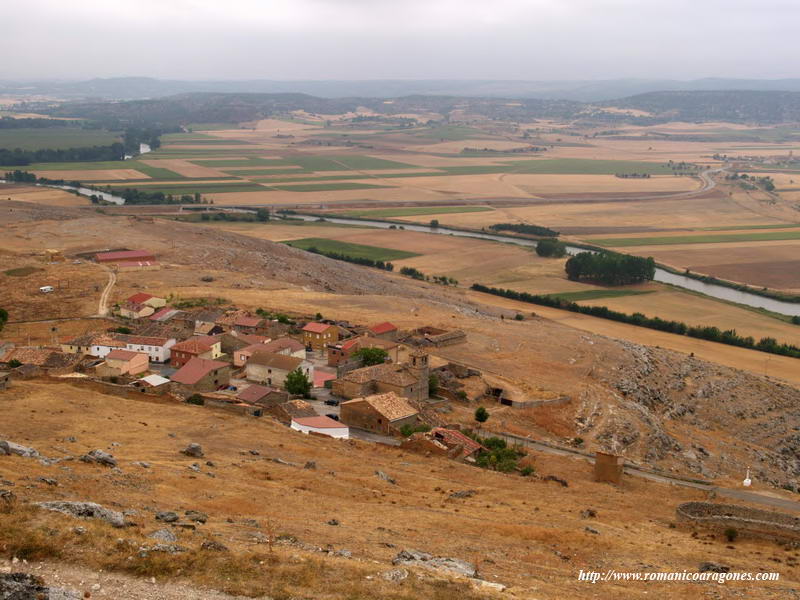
[0,246,519,464]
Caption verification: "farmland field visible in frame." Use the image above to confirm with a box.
[0,127,119,150]
[590,230,800,247]
[283,237,420,260]
[338,206,494,218]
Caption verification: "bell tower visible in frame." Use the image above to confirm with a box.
[407,348,430,401]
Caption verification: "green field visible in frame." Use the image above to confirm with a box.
[108,182,265,194]
[270,182,391,192]
[699,223,800,231]
[415,125,489,141]
[194,158,294,167]
[592,230,800,247]
[503,158,678,175]
[283,237,420,261]
[0,127,120,150]
[339,206,495,218]
[222,168,312,176]
[285,155,417,171]
[546,289,654,302]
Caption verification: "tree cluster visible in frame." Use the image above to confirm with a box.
[304,246,394,271]
[0,143,125,166]
[489,223,560,237]
[565,252,655,285]
[535,238,567,258]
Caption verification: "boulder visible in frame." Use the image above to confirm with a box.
[80,449,117,467]
[375,470,397,485]
[0,440,39,458]
[380,568,409,582]
[449,490,476,499]
[148,528,177,542]
[393,549,477,578]
[0,573,81,600]
[699,562,730,573]
[155,511,179,523]
[36,501,127,528]
[185,510,208,523]
[201,540,229,552]
[182,443,204,458]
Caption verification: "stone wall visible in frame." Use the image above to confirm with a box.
[676,502,800,543]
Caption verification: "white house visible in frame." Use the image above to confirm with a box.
[290,416,349,439]
[116,335,177,363]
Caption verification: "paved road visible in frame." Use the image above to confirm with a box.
[495,431,800,514]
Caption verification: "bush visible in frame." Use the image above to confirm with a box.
[514,313,524,321]
[113,326,132,334]
[399,423,432,437]
[520,465,535,477]
[474,406,489,424]
[490,223,559,237]
[7,359,22,369]
[535,238,567,258]
[724,527,738,543]
[352,347,389,366]
[792,316,800,325]
[186,394,205,406]
[285,368,312,397]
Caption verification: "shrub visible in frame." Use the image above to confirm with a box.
[474,406,489,424]
[352,347,389,366]
[285,368,312,397]
[724,527,738,543]
[187,394,205,406]
[535,238,567,258]
[514,313,524,321]
[399,423,432,437]
[520,465,535,477]
[7,359,22,369]
[428,373,439,396]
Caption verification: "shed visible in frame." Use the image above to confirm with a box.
[291,416,349,439]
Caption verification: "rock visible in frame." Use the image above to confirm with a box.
[201,540,229,552]
[0,440,39,458]
[304,461,317,470]
[188,463,201,472]
[155,511,179,523]
[473,580,507,592]
[133,461,151,469]
[393,549,477,578]
[148,528,177,542]
[580,508,597,519]
[0,573,81,600]
[72,526,87,535]
[249,449,260,456]
[80,449,117,467]
[205,461,216,467]
[449,490,476,499]
[65,436,77,443]
[380,568,409,582]
[699,562,730,573]
[37,501,127,528]
[36,477,58,486]
[335,549,352,558]
[139,544,187,556]
[375,470,397,485]
[584,526,600,535]
[543,475,568,487]
[327,519,340,526]
[182,443,204,458]
[185,510,208,523]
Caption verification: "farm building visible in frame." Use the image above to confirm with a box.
[291,416,349,439]
[115,261,159,272]
[170,357,231,393]
[95,249,155,263]
[125,293,167,309]
[236,384,289,407]
[118,301,155,319]
[368,322,398,341]
[131,374,171,393]
[401,428,486,461]
[327,335,399,367]
[235,337,304,367]
[149,307,184,323]
[265,399,317,425]
[95,349,149,378]
[339,391,419,436]
[301,322,338,350]
[232,315,265,335]
[245,350,313,387]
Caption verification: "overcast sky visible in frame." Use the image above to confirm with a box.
[2,0,797,81]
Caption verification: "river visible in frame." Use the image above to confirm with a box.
[291,213,800,317]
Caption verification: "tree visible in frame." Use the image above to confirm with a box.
[256,208,270,222]
[428,374,439,396]
[7,359,21,369]
[352,347,389,366]
[430,219,440,228]
[475,406,489,425]
[535,238,567,258]
[285,368,312,397]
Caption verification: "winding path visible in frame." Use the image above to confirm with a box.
[96,266,116,317]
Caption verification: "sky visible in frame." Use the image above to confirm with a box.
[2,0,798,81]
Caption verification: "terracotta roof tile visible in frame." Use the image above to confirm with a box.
[369,322,397,335]
[170,357,229,385]
[302,322,333,334]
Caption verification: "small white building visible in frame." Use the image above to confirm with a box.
[290,416,349,439]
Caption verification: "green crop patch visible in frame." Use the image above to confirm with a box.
[0,127,120,151]
[502,158,677,175]
[592,231,800,247]
[415,125,488,141]
[283,238,420,261]
[286,155,417,171]
[269,182,392,192]
[194,158,294,167]
[107,182,266,194]
[339,206,495,218]
[221,168,311,176]
[545,289,654,302]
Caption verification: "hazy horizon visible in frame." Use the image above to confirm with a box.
[3,0,797,81]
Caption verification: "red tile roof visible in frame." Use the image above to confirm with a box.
[292,416,346,429]
[106,349,145,361]
[116,334,172,346]
[127,292,154,304]
[261,337,304,354]
[171,338,213,355]
[149,307,181,322]
[302,322,333,334]
[170,357,229,385]
[236,384,279,403]
[432,428,485,457]
[369,322,397,335]
[341,338,360,352]
[234,315,263,328]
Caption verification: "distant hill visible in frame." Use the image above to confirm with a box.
[7,76,800,102]
[600,90,800,123]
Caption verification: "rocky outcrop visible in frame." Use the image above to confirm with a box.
[392,549,477,578]
[37,501,128,528]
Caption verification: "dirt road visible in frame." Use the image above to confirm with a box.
[96,266,116,316]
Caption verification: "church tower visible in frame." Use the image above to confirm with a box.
[407,348,430,401]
